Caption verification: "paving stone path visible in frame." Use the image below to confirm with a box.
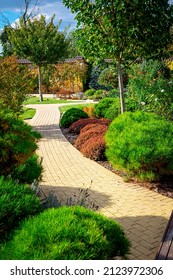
[26,103,173,260]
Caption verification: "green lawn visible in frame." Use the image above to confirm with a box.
[20,108,36,120]
[24,96,82,105]
[59,103,95,114]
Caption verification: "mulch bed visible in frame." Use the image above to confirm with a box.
[61,127,173,199]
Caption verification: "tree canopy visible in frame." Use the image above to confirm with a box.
[8,15,68,101]
[63,0,173,112]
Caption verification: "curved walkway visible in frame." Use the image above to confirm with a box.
[26,103,173,260]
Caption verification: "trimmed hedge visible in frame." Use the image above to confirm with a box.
[81,135,106,160]
[0,206,130,260]
[68,118,111,135]
[105,111,173,181]
[60,108,88,128]
[75,124,108,151]
[0,176,43,241]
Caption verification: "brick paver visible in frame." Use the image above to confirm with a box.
[26,103,173,260]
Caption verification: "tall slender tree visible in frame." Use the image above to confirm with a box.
[8,15,68,101]
[63,0,173,113]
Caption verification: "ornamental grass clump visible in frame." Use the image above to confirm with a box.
[0,176,43,242]
[60,108,88,128]
[0,206,130,260]
[105,111,173,181]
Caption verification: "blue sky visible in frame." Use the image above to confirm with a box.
[0,0,77,53]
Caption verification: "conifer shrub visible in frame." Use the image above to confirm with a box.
[94,98,115,118]
[104,98,121,120]
[81,135,106,160]
[0,176,43,241]
[60,108,88,128]
[11,154,43,184]
[105,111,173,181]
[85,88,96,96]
[0,206,130,260]
[68,118,111,135]
[75,124,108,151]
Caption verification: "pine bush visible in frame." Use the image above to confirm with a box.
[0,206,130,260]
[60,108,88,128]
[105,111,173,181]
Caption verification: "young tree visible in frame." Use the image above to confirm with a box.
[8,15,68,101]
[63,0,173,113]
[0,56,34,116]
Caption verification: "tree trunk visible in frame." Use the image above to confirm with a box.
[38,65,43,102]
[117,58,125,113]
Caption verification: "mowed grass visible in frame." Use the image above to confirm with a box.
[59,103,95,114]
[23,96,82,105]
[20,107,36,120]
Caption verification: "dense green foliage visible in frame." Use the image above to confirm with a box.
[63,0,173,113]
[94,98,115,118]
[98,65,118,89]
[105,111,173,181]
[0,56,34,116]
[88,65,107,90]
[8,15,68,101]
[0,110,41,181]
[0,177,43,241]
[60,108,88,128]
[85,89,96,96]
[127,59,173,120]
[11,155,43,184]
[0,206,130,260]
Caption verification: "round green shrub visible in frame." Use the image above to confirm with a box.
[85,89,96,96]
[105,111,173,181]
[0,206,130,260]
[0,176,43,241]
[94,98,115,118]
[60,108,88,128]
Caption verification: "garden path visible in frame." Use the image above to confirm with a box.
[26,103,173,260]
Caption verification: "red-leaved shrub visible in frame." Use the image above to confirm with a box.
[81,135,106,160]
[75,124,108,151]
[68,118,111,135]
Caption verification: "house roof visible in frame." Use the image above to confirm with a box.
[17,58,32,64]
[17,56,85,65]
